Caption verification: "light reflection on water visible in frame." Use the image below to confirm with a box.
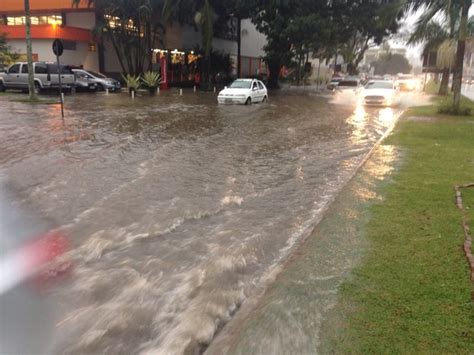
[0,91,402,354]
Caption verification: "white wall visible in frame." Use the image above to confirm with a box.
[65,12,95,29]
[7,39,99,71]
[181,21,266,59]
[240,20,265,58]
[182,25,238,54]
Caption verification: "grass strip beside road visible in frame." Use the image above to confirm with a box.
[322,98,474,353]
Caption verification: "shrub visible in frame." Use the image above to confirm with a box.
[438,102,472,116]
[141,71,162,92]
[121,73,141,92]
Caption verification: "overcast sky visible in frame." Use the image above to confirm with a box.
[391,7,474,67]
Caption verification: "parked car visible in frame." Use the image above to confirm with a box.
[361,80,399,106]
[71,69,121,92]
[217,79,268,105]
[0,62,76,94]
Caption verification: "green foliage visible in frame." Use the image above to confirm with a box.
[438,102,472,116]
[121,73,141,91]
[141,71,162,89]
[73,0,165,74]
[0,33,20,70]
[372,52,412,75]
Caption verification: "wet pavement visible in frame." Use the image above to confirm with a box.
[0,90,401,353]
[206,144,400,355]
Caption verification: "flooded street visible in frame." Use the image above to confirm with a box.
[0,91,400,353]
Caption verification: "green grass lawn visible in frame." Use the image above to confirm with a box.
[325,100,474,353]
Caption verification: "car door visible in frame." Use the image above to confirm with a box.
[257,81,266,101]
[34,63,48,87]
[251,81,259,101]
[19,64,30,89]
[4,64,21,88]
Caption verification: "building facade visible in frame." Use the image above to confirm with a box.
[362,47,407,66]
[0,0,266,81]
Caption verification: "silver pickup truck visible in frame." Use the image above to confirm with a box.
[0,62,76,94]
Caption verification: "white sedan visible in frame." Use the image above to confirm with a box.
[218,79,268,105]
[361,80,399,106]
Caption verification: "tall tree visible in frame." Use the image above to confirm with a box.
[247,0,297,89]
[24,0,36,100]
[409,0,472,110]
[74,0,165,74]
[409,20,452,95]
[335,0,403,75]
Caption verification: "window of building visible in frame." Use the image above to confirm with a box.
[6,15,62,26]
[62,40,76,51]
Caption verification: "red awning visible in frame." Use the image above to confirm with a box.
[0,25,93,42]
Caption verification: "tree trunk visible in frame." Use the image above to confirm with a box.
[452,0,470,109]
[439,68,450,95]
[267,58,280,89]
[237,16,241,78]
[24,0,36,100]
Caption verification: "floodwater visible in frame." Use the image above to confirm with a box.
[0,90,400,354]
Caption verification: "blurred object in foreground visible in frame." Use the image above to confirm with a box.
[0,181,70,354]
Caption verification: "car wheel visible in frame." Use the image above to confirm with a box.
[98,83,106,91]
[245,97,252,105]
[34,82,41,95]
[70,86,76,95]
[262,95,267,103]
[0,81,5,92]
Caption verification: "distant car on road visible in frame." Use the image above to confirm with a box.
[0,62,76,94]
[326,77,344,91]
[336,77,363,93]
[217,79,268,105]
[361,80,399,106]
[71,69,121,92]
[396,74,418,91]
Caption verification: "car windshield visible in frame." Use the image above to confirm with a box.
[229,80,252,89]
[365,81,394,89]
[87,70,107,79]
[338,80,358,87]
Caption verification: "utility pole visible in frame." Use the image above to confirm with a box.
[24,0,36,100]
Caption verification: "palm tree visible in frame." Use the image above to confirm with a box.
[409,0,472,110]
[409,18,453,95]
[73,0,165,74]
[24,0,36,100]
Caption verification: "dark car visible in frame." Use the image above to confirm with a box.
[72,69,121,92]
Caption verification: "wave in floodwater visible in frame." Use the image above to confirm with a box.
[0,91,402,354]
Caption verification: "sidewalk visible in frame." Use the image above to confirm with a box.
[206,97,474,354]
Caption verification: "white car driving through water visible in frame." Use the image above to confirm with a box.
[361,80,399,107]
[218,79,268,105]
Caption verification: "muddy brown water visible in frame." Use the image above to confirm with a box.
[0,90,400,353]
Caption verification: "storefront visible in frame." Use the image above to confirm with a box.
[152,48,202,88]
